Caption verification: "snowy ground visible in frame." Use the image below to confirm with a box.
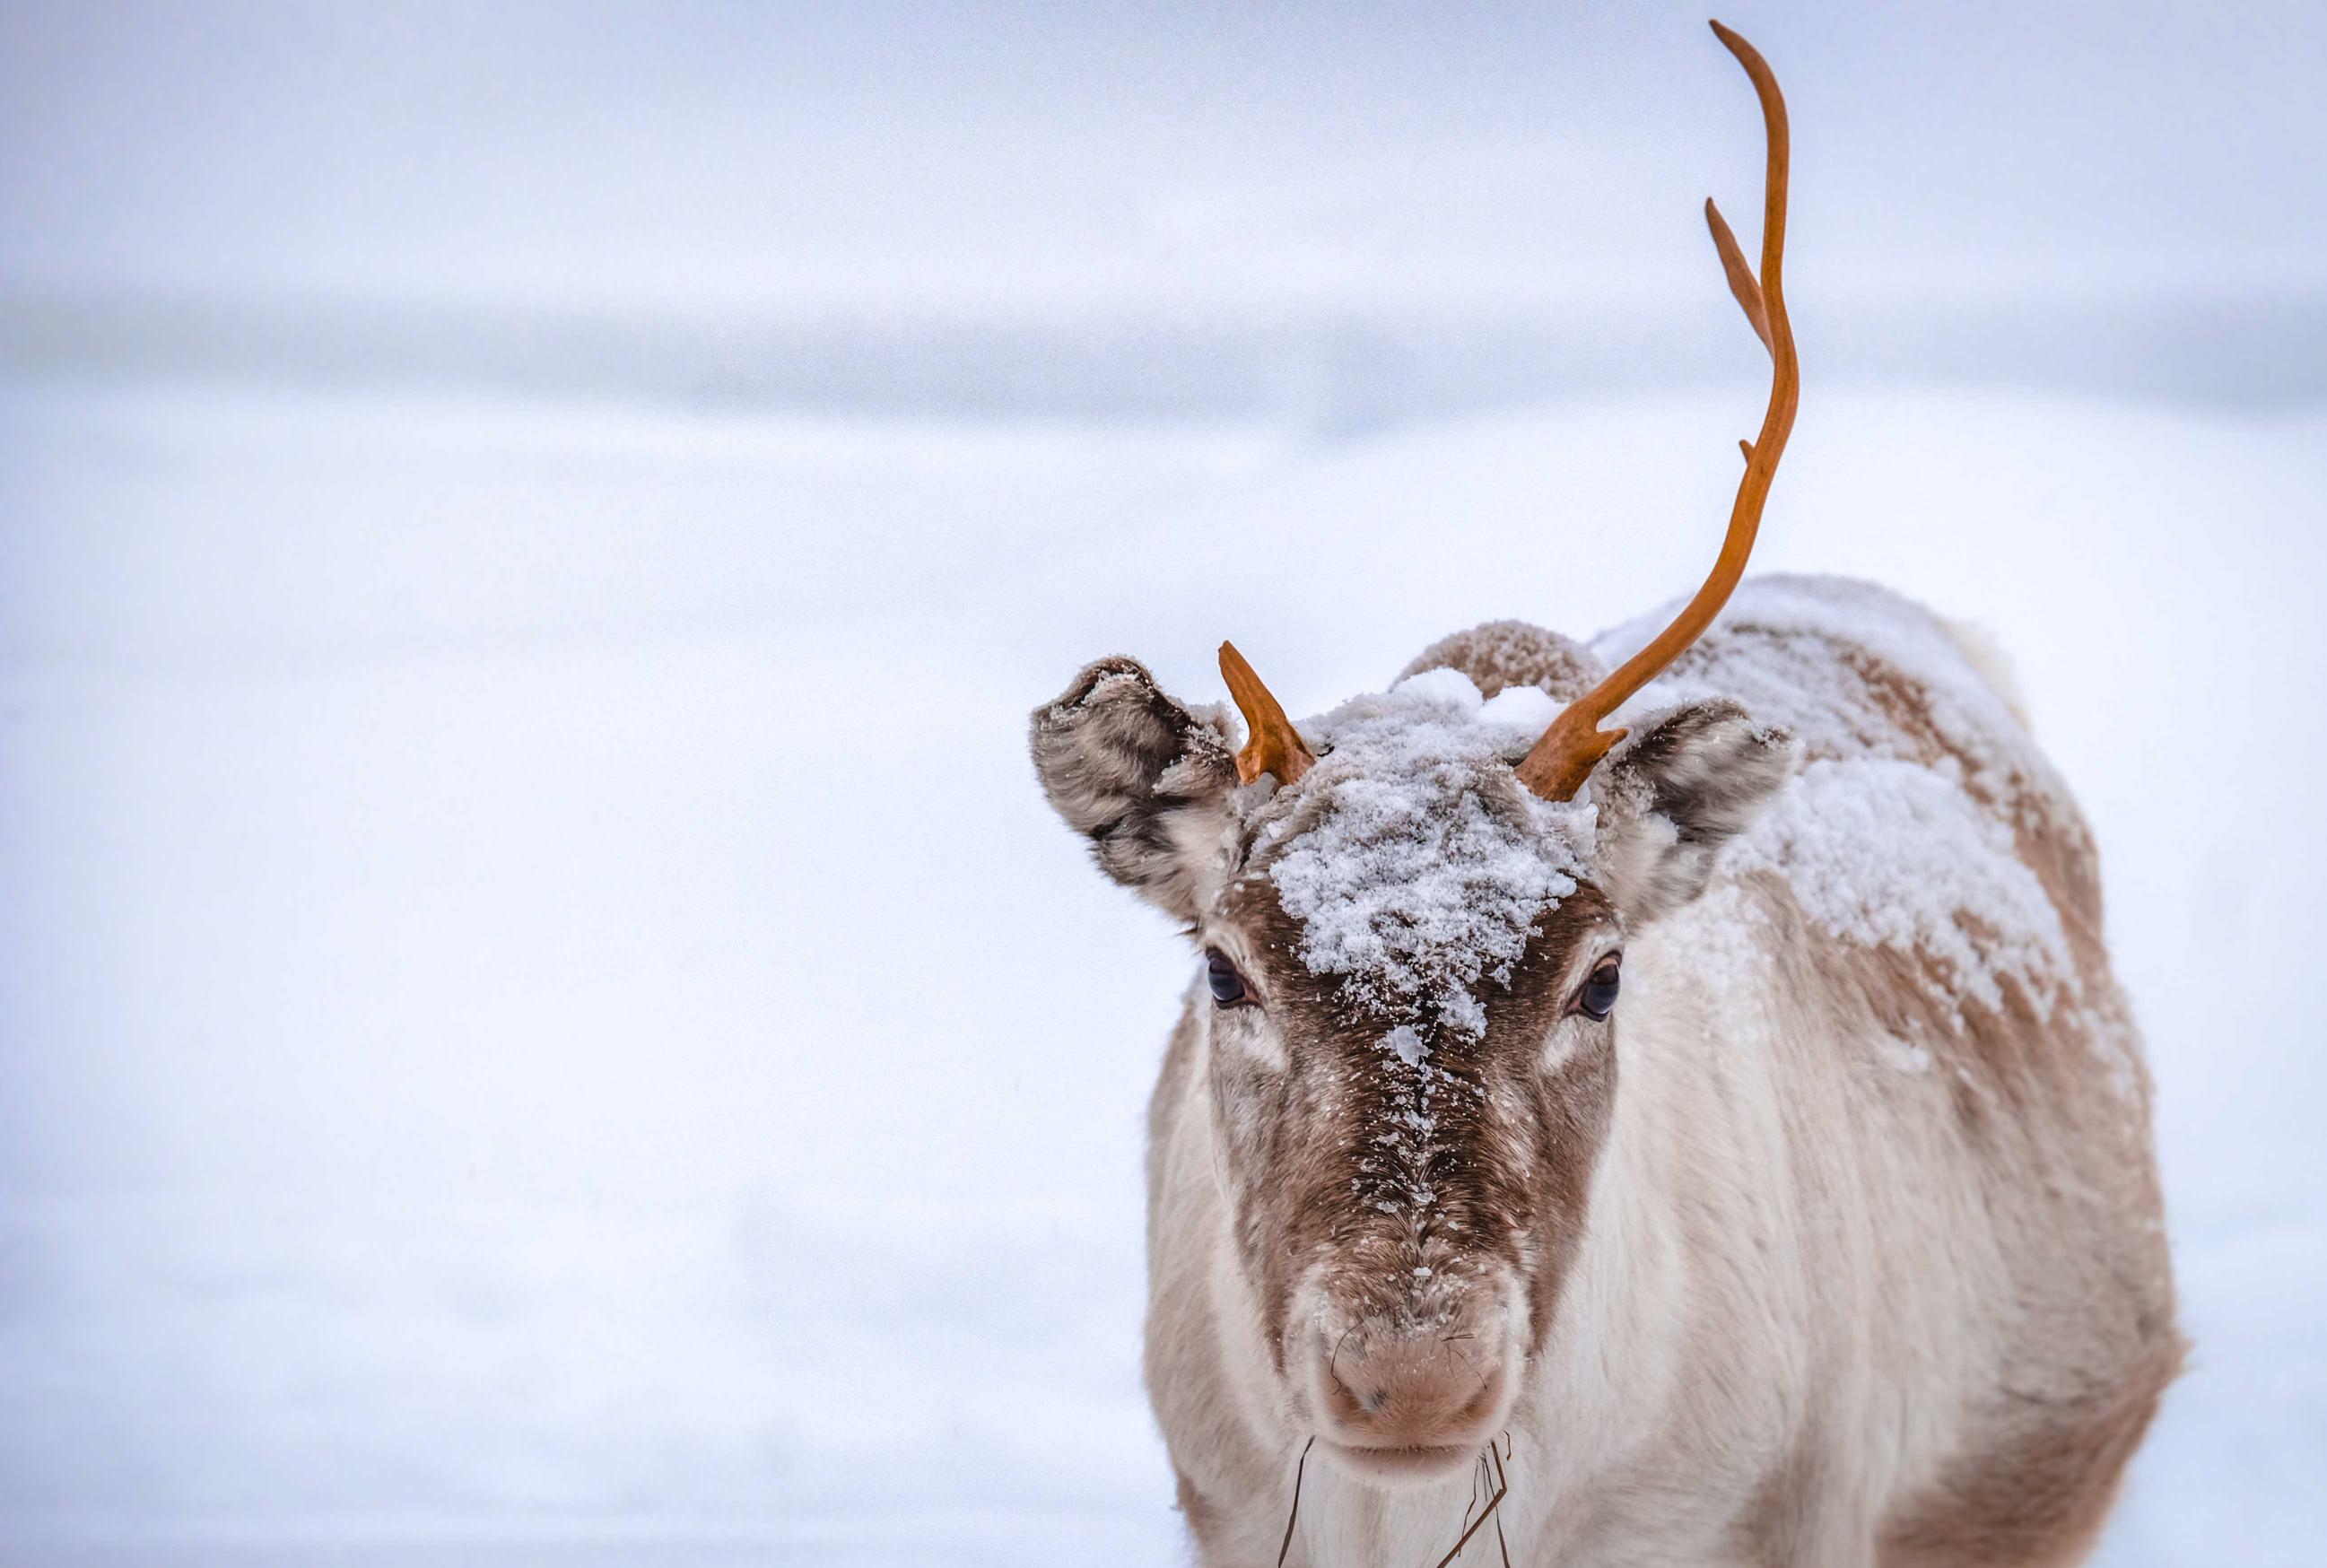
[2,376,2323,1564]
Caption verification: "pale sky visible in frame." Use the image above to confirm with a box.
[4,0,2323,314]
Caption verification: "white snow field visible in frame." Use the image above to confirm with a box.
[0,376,2322,1564]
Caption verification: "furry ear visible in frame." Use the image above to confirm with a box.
[1030,657,1241,922]
[1590,700,1797,924]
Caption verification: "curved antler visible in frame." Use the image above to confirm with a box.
[1515,20,1799,802]
[1220,640,1316,787]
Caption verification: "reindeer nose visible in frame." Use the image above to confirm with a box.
[1314,1321,1510,1456]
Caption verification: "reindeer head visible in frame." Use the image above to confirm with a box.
[1029,23,1800,1485]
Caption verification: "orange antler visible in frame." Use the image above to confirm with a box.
[1514,20,1799,802]
[1220,640,1315,787]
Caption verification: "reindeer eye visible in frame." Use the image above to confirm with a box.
[1578,955,1621,1020]
[1206,950,1250,1007]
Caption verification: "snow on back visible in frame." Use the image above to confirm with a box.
[1598,575,2076,1015]
[1594,576,2036,790]
[1258,669,1593,1042]
[1741,758,2069,1014]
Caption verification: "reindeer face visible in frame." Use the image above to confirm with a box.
[1032,645,1793,1481]
[1198,755,1617,1482]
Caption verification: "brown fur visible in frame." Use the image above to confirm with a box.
[1207,874,1618,1377]
[1734,1427,1839,1566]
[1398,620,1608,701]
[1878,1365,2174,1566]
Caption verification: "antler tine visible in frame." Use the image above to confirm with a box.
[1221,640,1316,787]
[1703,196,1771,353]
[1515,20,1799,803]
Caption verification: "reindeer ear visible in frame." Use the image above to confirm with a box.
[1589,700,1796,924]
[1030,658,1241,922]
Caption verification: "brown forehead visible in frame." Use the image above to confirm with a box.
[1216,869,1338,1013]
[1495,882,1617,1019]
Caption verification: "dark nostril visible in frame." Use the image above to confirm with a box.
[1318,1324,1509,1446]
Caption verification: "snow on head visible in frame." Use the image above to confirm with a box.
[1257,670,1594,1042]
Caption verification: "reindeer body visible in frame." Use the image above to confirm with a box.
[1041,578,2174,1567]
[1030,32,2172,1564]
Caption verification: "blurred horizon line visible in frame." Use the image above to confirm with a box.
[9,282,2326,427]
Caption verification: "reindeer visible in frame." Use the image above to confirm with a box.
[1029,24,2177,1567]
